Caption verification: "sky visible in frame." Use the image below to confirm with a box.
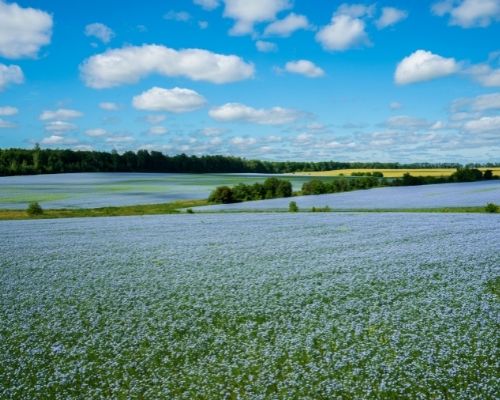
[0,0,499,163]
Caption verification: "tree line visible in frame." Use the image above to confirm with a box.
[209,168,496,204]
[1,147,498,176]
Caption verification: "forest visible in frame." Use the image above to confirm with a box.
[1,147,497,176]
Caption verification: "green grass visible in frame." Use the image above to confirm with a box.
[0,199,209,220]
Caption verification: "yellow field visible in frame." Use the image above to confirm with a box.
[290,168,500,178]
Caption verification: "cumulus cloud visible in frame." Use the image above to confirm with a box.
[163,11,191,22]
[132,87,206,113]
[395,50,459,85]
[376,7,408,29]
[0,118,15,128]
[0,106,18,116]
[0,63,24,91]
[41,135,78,145]
[264,13,310,37]
[85,128,108,137]
[316,4,373,51]
[284,60,325,78]
[223,0,292,35]
[384,115,432,129]
[466,64,500,87]
[389,101,402,110]
[99,102,119,111]
[469,92,500,110]
[256,40,277,52]
[80,44,255,88]
[44,121,77,133]
[194,0,220,10]
[146,114,166,124]
[464,116,500,133]
[0,0,52,58]
[230,136,257,147]
[105,135,135,144]
[40,108,83,121]
[432,0,500,28]
[148,126,168,135]
[209,102,301,125]
[84,23,114,43]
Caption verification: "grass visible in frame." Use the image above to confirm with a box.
[291,168,500,178]
[0,199,209,220]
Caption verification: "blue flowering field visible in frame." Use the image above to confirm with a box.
[1,213,498,399]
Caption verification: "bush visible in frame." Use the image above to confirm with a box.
[186,208,194,214]
[485,203,499,213]
[27,201,43,216]
[311,206,331,212]
[208,186,234,204]
[289,201,299,212]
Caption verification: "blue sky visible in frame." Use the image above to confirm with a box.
[0,0,499,162]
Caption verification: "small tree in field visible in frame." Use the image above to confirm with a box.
[485,203,499,213]
[27,202,43,216]
[289,201,299,212]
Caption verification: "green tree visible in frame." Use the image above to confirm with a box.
[208,186,234,204]
[289,201,299,212]
[27,202,43,216]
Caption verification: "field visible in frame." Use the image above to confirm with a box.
[196,180,500,212]
[1,213,498,399]
[0,172,342,210]
[291,168,500,178]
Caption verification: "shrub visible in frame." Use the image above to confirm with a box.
[27,201,43,216]
[289,201,299,212]
[186,208,194,214]
[485,203,499,213]
[208,186,234,204]
[311,206,331,212]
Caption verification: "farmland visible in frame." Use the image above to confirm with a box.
[291,168,500,178]
[0,172,344,210]
[1,213,498,399]
[196,180,500,212]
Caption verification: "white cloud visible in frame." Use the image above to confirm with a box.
[0,106,18,116]
[194,0,220,10]
[80,44,255,88]
[164,11,191,22]
[0,0,52,59]
[0,63,24,91]
[40,108,83,121]
[41,135,78,145]
[432,0,500,28]
[209,102,300,125]
[389,101,402,110]
[99,102,119,111]
[467,64,500,87]
[44,121,77,133]
[464,116,500,133]
[146,114,166,124]
[132,87,206,113]
[284,60,325,78]
[84,23,114,44]
[470,92,500,110]
[0,118,15,128]
[201,127,224,136]
[223,0,292,35]
[316,4,371,51]
[385,115,432,129]
[264,13,310,37]
[199,21,209,29]
[395,50,459,85]
[85,128,108,137]
[336,4,375,18]
[256,40,277,52]
[106,135,135,144]
[230,136,257,147]
[376,7,408,29]
[148,126,168,135]
[285,60,325,78]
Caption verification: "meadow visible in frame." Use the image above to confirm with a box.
[1,213,498,399]
[291,168,500,178]
[0,172,341,210]
[196,180,500,212]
